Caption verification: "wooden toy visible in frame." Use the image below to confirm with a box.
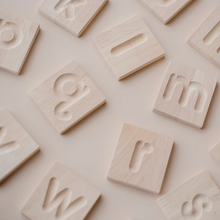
[137,0,193,24]
[157,170,220,220]
[153,60,218,128]
[108,123,173,194]
[38,0,108,37]
[22,163,101,220]
[210,142,220,165]
[0,109,39,183]
[29,61,106,134]
[94,15,165,80]
[0,10,40,74]
[188,6,220,69]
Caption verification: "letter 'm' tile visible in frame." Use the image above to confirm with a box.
[157,171,220,220]
[108,123,173,194]
[38,0,108,37]
[0,109,39,182]
[29,61,106,134]
[94,15,165,80]
[0,11,40,74]
[22,163,101,220]
[153,60,218,129]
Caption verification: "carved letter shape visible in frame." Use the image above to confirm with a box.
[0,127,19,155]
[163,74,207,113]
[54,73,90,121]
[181,194,212,220]
[54,0,87,20]
[0,19,23,50]
[43,177,87,220]
[155,0,176,7]
[203,21,220,46]
[129,141,154,172]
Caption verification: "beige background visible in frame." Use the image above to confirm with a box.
[0,0,220,219]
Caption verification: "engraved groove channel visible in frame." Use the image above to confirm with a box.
[0,127,19,155]
[111,34,148,56]
[54,0,87,20]
[0,19,23,50]
[54,73,90,121]
[203,21,220,46]
[43,177,88,220]
[181,194,212,220]
[129,141,154,172]
[155,0,176,7]
[163,73,208,113]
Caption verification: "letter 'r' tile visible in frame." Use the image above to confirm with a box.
[153,60,218,129]
[157,171,220,220]
[188,6,220,69]
[108,123,173,194]
[0,11,40,74]
[22,163,101,220]
[29,61,106,134]
[94,15,165,80]
[38,0,108,37]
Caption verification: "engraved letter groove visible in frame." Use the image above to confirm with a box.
[43,177,88,220]
[203,21,220,46]
[155,0,176,7]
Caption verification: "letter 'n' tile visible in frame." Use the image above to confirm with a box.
[153,60,218,129]
[22,163,101,220]
[94,15,165,80]
[157,171,220,220]
[29,61,106,134]
[108,123,173,194]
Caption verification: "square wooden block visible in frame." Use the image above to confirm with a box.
[210,142,220,165]
[22,163,101,220]
[0,10,40,74]
[108,123,173,194]
[188,6,220,69]
[0,109,39,182]
[153,60,218,129]
[94,15,165,80]
[38,0,108,37]
[157,171,220,220]
[29,61,106,134]
[137,0,193,24]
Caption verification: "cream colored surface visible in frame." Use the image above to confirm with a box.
[108,123,173,194]
[0,0,220,220]
[210,142,220,165]
[153,60,218,129]
[0,10,40,74]
[0,109,39,182]
[22,163,101,220]
[38,0,108,37]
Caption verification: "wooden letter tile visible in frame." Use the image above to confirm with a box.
[157,171,220,220]
[0,11,40,74]
[22,163,101,220]
[0,109,39,182]
[38,0,108,37]
[29,61,106,134]
[210,142,220,165]
[153,60,218,128]
[137,0,193,24]
[188,6,220,69]
[94,15,165,80]
[108,123,173,194]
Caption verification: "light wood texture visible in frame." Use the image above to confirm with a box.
[29,61,106,134]
[38,0,108,37]
[94,15,165,80]
[0,109,39,183]
[188,6,220,69]
[210,142,220,165]
[157,170,220,220]
[0,10,40,74]
[108,123,173,194]
[22,163,101,220]
[137,0,193,24]
[153,60,218,129]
